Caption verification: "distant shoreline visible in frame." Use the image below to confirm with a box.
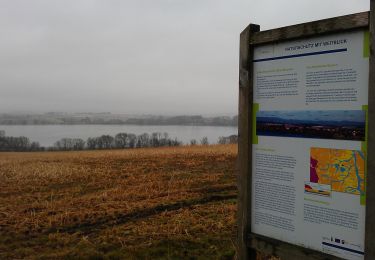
[0,114,238,127]
[0,123,238,127]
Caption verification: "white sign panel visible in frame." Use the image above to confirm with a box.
[252,30,368,259]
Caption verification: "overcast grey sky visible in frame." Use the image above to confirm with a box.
[0,0,369,115]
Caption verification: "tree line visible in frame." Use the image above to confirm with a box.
[54,132,182,151]
[0,130,42,151]
[0,130,237,152]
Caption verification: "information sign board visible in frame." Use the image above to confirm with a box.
[252,30,368,260]
[237,11,375,260]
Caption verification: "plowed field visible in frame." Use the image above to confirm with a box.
[0,145,238,259]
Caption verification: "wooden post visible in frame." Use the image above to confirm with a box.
[238,23,259,260]
[365,1,375,259]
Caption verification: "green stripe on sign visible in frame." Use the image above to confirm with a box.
[361,105,368,206]
[304,198,329,205]
[252,103,259,144]
[364,31,370,58]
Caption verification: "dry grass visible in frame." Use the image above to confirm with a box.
[0,144,239,259]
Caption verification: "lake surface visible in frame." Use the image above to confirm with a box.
[0,125,237,147]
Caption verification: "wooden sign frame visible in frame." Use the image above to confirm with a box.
[238,8,374,260]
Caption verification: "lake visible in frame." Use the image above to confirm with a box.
[0,125,238,147]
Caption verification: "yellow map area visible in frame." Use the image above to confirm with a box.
[310,147,365,195]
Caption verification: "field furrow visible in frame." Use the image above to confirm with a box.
[0,144,238,259]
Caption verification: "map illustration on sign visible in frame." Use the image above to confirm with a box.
[309,147,365,195]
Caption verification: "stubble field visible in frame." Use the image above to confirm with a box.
[0,144,239,259]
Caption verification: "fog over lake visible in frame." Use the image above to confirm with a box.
[0,125,237,147]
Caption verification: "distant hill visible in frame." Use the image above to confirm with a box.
[0,113,238,127]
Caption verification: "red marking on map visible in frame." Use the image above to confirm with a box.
[310,157,319,183]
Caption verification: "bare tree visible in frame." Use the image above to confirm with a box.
[30,142,41,151]
[99,135,114,149]
[86,137,97,150]
[218,135,238,144]
[200,136,209,145]
[137,133,150,147]
[218,136,228,145]
[190,139,197,145]
[72,139,85,150]
[151,132,159,147]
[128,134,137,148]
[115,133,128,148]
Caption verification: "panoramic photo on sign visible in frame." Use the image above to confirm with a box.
[252,30,369,259]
